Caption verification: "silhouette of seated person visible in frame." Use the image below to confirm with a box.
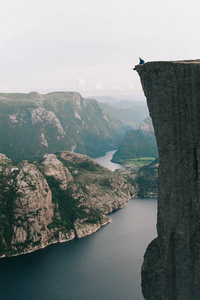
[139,57,145,64]
[133,57,145,70]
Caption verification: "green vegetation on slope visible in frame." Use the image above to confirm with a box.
[125,157,156,167]
[45,177,88,230]
[112,129,158,164]
[0,92,128,163]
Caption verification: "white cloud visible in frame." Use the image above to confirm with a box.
[1,0,199,96]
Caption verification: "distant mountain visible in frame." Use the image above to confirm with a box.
[114,100,146,109]
[98,102,149,128]
[112,117,158,163]
[0,91,128,163]
[88,95,146,104]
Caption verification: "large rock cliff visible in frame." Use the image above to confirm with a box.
[0,151,133,257]
[135,60,200,299]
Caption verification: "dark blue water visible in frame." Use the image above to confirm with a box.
[0,151,157,300]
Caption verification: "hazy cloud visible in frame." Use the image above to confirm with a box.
[0,0,200,97]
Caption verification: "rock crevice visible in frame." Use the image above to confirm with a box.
[135,60,200,299]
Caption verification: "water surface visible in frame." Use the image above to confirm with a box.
[0,150,157,300]
[0,199,157,300]
[94,150,122,171]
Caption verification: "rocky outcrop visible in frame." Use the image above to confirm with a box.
[31,107,66,136]
[0,151,132,257]
[135,60,200,299]
[12,162,54,251]
[74,215,111,238]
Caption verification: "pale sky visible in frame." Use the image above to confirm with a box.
[1,0,200,98]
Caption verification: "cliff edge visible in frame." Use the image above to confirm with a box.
[135,60,200,299]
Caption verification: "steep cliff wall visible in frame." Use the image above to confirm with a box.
[135,60,200,300]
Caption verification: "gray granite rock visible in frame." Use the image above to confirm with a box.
[135,60,200,300]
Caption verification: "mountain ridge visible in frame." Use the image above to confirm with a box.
[0,91,128,162]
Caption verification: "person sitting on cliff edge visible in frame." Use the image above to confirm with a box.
[133,57,145,70]
[139,57,145,64]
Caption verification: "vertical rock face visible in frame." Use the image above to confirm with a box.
[135,60,200,300]
[12,162,54,251]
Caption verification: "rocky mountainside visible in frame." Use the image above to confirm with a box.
[136,60,200,299]
[0,91,127,162]
[112,117,158,164]
[0,151,133,258]
[116,158,158,198]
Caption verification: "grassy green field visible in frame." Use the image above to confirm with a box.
[125,157,156,167]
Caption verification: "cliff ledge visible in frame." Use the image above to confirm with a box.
[136,60,200,300]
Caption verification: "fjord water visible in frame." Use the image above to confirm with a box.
[94,150,122,171]
[0,151,157,300]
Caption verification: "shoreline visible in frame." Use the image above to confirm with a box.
[0,199,129,259]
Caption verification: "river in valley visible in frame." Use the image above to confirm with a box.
[0,151,157,300]
[94,150,122,171]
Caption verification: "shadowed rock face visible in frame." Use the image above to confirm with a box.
[135,60,200,300]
